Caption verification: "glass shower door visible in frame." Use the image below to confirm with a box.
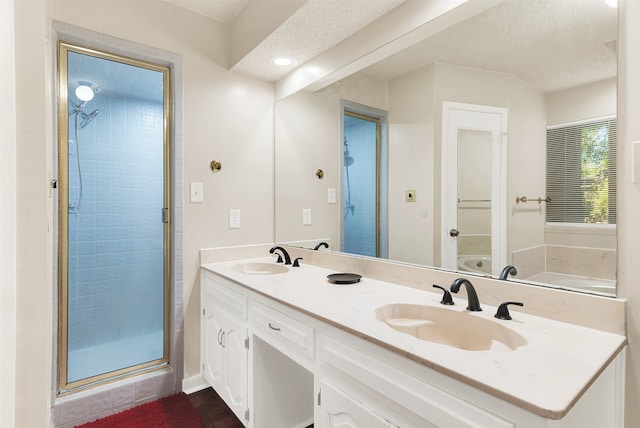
[58,42,171,392]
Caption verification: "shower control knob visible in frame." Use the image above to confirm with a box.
[449,228,460,237]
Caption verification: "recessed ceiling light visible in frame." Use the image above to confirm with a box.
[271,56,295,67]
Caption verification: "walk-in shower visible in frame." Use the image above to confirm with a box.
[342,108,388,259]
[57,42,171,393]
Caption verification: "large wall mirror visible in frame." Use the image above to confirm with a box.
[275,0,618,296]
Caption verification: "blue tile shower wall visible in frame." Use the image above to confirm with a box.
[67,92,165,352]
[344,119,378,257]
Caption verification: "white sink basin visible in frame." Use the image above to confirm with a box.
[231,262,289,275]
[376,304,527,352]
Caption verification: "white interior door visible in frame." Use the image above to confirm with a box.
[442,102,508,275]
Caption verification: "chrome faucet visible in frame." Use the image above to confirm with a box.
[450,278,482,312]
[269,246,292,265]
[499,265,518,280]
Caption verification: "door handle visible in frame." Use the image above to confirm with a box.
[449,228,460,237]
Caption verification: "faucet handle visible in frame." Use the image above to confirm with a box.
[432,284,454,305]
[273,253,283,263]
[494,301,524,320]
[293,257,303,267]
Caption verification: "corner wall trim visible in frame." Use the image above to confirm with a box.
[182,374,208,394]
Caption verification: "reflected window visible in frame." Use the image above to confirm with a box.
[546,118,617,224]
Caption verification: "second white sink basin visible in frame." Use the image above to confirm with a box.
[231,262,289,275]
[376,303,527,352]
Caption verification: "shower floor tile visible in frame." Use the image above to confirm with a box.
[68,331,163,382]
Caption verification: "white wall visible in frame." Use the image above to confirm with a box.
[274,72,387,248]
[546,78,617,126]
[0,1,17,427]
[388,66,437,265]
[12,1,275,425]
[13,1,54,426]
[617,1,640,426]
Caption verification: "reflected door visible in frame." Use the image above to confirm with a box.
[342,111,384,258]
[442,102,507,275]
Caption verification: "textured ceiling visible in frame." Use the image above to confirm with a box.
[165,0,250,23]
[164,0,405,81]
[229,0,405,81]
[363,0,618,92]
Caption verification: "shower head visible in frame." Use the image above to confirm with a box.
[343,138,354,166]
[79,109,99,129]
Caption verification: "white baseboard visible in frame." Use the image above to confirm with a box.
[182,374,208,394]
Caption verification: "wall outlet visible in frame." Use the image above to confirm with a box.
[190,182,204,203]
[229,209,241,228]
[303,208,312,225]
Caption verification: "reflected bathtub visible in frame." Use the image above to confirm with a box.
[526,271,616,295]
[458,255,492,275]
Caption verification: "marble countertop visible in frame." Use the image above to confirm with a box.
[202,257,627,419]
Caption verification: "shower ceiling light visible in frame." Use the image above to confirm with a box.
[75,85,95,102]
[271,56,295,67]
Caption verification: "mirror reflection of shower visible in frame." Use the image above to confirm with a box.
[344,137,355,218]
[68,84,99,214]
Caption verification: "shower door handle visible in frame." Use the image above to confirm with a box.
[449,228,460,237]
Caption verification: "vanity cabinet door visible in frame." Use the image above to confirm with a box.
[201,272,249,426]
[222,312,248,419]
[318,380,392,428]
[202,297,224,390]
[202,300,249,425]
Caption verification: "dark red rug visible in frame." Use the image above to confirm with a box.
[76,392,203,428]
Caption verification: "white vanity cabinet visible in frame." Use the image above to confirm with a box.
[201,266,625,428]
[201,271,249,425]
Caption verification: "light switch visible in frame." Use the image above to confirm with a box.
[303,208,312,225]
[328,188,336,204]
[190,182,203,203]
[229,209,240,228]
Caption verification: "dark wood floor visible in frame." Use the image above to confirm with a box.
[187,388,244,428]
[187,388,314,428]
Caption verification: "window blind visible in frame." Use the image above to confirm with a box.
[546,118,616,224]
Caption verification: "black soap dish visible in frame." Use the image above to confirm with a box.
[327,273,362,284]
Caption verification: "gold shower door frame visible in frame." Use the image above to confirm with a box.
[344,110,382,257]
[56,42,172,395]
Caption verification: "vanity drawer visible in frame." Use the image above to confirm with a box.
[250,300,315,362]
